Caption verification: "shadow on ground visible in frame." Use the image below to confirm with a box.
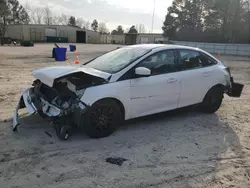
[0,106,245,188]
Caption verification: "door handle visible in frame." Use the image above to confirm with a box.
[203,71,211,77]
[167,78,177,83]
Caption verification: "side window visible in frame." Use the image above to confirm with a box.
[199,52,217,67]
[136,50,178,75]
[179,50,217,71]
[179,50,203,70]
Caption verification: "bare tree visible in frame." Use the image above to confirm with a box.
[125,27,130,33]
[58,14,69,25]
[24,0,31,23]
[30,11,35,24]
[76,18,84,28]
[136,24,146,33]
[52,16,60,25]
[30,7,44,24]
[83,20,90,29]
[43,6,53,25]
[98,22,109,33]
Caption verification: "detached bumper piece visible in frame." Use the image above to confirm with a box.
[227,77,244,98]
[13,89,37,131]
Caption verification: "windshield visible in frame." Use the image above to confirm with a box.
[84,47,151,73]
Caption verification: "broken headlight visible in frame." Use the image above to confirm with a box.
[79,102,86,110]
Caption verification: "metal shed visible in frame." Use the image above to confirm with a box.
[4,24,101,43]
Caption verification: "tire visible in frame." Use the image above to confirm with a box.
[55,124,71,140]
[84,100,122,139]
[201,86,224,113]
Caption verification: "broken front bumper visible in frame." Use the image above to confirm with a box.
[13,88,62,131]
[13,89,36,131]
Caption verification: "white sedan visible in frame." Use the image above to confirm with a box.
[13,44,244,140]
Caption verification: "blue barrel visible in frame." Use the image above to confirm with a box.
[69,45,76,52]
[55,48,67,61]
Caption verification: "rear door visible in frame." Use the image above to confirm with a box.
[198,52,221,90]
[176,49,213,108]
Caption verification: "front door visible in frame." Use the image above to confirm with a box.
[128,50,181,118]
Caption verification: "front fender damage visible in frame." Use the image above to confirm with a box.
[13,85,90,140]
[13,88,87,139]
[13,69,108,139]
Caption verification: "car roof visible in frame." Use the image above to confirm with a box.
[123,44,200,51]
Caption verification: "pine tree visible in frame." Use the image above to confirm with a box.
[68,16,76,26]
[91,19,98,31]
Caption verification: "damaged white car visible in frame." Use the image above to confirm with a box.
[13,44,244,140]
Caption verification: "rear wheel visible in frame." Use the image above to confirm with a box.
[201,86,224,113]
[84,100,122,138]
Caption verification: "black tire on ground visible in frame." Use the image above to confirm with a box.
[55,124,71,140]
[84,99,122,139]
[201,86,224,113]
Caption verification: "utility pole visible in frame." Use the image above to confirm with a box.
[248,0,250,43]
[151,0,156,33]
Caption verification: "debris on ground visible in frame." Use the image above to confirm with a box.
[177,156,188,159]
[106,157,128,166]
[45,131,52,137]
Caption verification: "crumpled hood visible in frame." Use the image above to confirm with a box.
[32,66,111,87]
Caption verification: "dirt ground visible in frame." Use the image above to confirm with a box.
[0,44,250,188]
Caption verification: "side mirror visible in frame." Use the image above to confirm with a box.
[135,67,151,77]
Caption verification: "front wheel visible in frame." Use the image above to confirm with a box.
[201,86,224,113]
[84,100,122,138]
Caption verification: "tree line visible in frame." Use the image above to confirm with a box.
[0,0,148,41]
[162,0,250,43]
[2,0,250,43]
[0,0,29,40]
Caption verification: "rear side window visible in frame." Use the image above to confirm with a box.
[179,50,217,70]
[199,52,217,67]
[179,50,203,70]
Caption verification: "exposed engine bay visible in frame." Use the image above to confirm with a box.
[32,72,107,116]
[13,70,109,140]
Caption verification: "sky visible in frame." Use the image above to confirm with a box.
[19,0,173,33]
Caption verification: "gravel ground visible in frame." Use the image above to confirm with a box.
[0,44,250,188]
